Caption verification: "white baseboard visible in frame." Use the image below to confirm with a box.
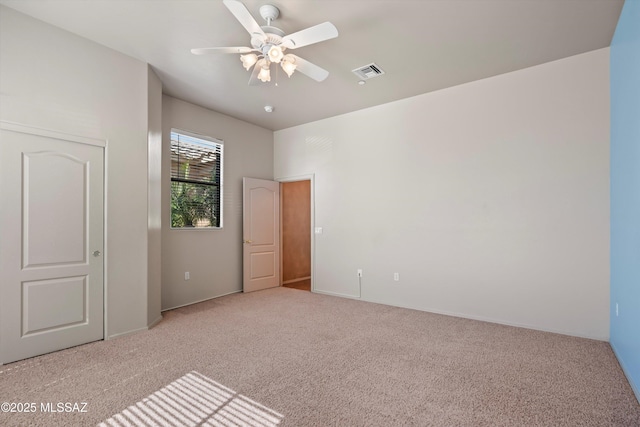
[161,290,242,312]
[358,295,608,341]
[106,326,149,340]
[147,315,163,329]
[313,289,361,300]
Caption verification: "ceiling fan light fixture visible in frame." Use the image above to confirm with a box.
[281,55,297,77]
[240,53,258,70]
[257,59,271,82]
[267,45,284,63]
[258,68,271,82]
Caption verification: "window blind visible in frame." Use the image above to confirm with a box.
[170,131,223,228]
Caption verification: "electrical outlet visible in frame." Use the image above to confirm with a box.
[393,273,399,281]
[357,269,362,278]
[185,271,190,281]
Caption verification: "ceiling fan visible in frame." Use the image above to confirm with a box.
[191,0,338,85]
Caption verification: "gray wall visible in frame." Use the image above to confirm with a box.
[0,6,151,338]
[147,66,163,327]
[161,96,273,310]
[275,49,610,340]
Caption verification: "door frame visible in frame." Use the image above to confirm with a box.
[276,174,315,292]
[0,121,107,365]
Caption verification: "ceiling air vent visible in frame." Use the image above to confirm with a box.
[352,63,385,80]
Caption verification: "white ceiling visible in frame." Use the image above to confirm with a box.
[0,0,624,131]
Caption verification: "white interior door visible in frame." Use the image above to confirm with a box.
[243,177,280,293]
[0,123,104,365]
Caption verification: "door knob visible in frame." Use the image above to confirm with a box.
[93,250,101,257]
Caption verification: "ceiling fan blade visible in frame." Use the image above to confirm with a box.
[248,64,261,86]
[223,0,266,41]
[289,54,329,82]
[191,47,254,55]
[281,22,338,49]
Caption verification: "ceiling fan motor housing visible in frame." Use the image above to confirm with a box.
[252,27,285,54]
[251,4,285,52]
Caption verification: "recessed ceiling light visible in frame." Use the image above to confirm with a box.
[264,105,274,113]
[358,80,366,85]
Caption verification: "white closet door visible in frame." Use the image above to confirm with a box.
[0,124,104,364]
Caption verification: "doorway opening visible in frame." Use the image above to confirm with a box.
[280,179,312,292]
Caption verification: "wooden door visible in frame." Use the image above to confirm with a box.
[242,178,280,293]
[0,123,104,364]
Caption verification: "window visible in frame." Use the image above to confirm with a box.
[170,130,223,228]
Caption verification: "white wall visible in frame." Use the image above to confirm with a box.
[161,96,273,310]
[0,6,150,338]
[275,49,610,340]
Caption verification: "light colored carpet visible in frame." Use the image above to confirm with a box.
[0,287,638,426]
